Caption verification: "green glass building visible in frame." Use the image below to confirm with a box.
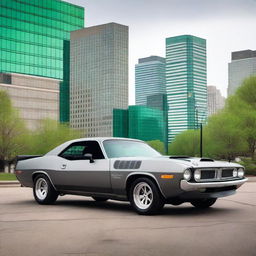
[113,105,167,143]
[0,0,84,122]
[166,35,207,142]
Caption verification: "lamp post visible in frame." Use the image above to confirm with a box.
[195,105,206,158]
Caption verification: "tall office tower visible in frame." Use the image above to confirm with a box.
[70,23,129,137]
[166,35,207,142]
[228,50,256,96]
[135,56,166,105]
[0,0,84,127]
[207,86,225,116]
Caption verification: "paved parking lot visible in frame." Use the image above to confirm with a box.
[0,183,256,256]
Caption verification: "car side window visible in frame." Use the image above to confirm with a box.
[59,141,105,160]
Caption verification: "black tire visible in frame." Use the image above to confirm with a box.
[190,198,217,209]
[33,174,58,205]
[129,177,165,215]
[92,197,108,202]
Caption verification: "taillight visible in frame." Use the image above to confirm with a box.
[15,170,23,175]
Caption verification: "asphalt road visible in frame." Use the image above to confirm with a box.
[0,183,256,256]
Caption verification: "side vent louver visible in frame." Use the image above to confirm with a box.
[114,160,142,169]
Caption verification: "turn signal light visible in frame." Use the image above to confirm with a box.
[161,174,174,179]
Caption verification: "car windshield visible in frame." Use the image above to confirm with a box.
[103,140,162,158]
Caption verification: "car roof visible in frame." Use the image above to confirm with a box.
[46,137,144,156]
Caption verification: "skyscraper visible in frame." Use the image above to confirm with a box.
[70,23,128,137]
[207,86,225,116]
[166,35,207,142]
[228,50,256,96]
[135,56,166,105]
[0,0,84,126]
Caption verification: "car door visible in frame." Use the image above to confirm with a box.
[53,140,111,193]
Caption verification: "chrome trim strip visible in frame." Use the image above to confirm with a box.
[181,178,248,192]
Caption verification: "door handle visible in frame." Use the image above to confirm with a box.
[61,164,67,169]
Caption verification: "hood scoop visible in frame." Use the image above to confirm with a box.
[200,158,214,162]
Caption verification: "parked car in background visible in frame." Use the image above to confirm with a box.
[15,137,247,215]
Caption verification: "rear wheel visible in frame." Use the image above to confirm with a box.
[190,198,217,209]
[129,177,165,215]
[92,197,108,202]
[33,174,58,204]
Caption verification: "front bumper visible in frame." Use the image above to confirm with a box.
[181,178,248,192]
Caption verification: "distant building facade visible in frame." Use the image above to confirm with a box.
[0,0,84,124]
[135,56,166,105]
[207,86,225,116]
[228,50,256,96]
[70,23,129,137]
[0,73,59,130]
[165,35,207,142]
[113,105,167,143]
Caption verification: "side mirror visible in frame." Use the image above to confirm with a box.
[84,153,94,163]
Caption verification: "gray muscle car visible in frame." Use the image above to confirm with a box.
[15,137,247,214]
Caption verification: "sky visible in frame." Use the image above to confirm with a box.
[68,0,256,104]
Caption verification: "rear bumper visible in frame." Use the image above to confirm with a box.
[180,178,248,192]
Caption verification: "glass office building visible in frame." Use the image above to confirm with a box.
[135,56,166,105]
[228,50,256,96]
[70,23,129,137]
[166,35,207,142]
[0,0,84,122]
[113,106,167,143]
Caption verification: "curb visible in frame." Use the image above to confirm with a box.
[0,180,20,187]
[246,176,256,182]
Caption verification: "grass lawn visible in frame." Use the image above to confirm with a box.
[0,173,17,181]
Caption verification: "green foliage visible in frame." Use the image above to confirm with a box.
[239,158,256,176]
[169,129,200,156]
[204,111,247,160]
[236,76,256,108]
[147,140,165,155]
[0,90,28,166]
[26,119,82,155]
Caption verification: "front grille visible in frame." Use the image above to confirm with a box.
[201,170,216,180]
[222,169,233,178]
[194,168,237,182]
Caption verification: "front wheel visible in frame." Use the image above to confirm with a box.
[33,174,58,204]
[129,178,165,215]
[190,198,217,209]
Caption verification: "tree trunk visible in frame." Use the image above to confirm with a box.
[0,159,4,172]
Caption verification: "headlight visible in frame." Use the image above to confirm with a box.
[194,169,201,180]
[233,168,238,177]
[238,168,244,178]
[183,169,191,181]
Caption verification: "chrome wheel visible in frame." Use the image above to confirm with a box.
[35,178,48,200]
[133,182,153,210]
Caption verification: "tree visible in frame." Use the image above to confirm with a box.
[204,111,248,160]
[0,90,28,172]
[233,76,256,159]
[27,119,82,155]
[168,129,200,156]
[147,140,165,155]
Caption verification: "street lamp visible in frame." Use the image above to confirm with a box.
[195,105,206,158]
